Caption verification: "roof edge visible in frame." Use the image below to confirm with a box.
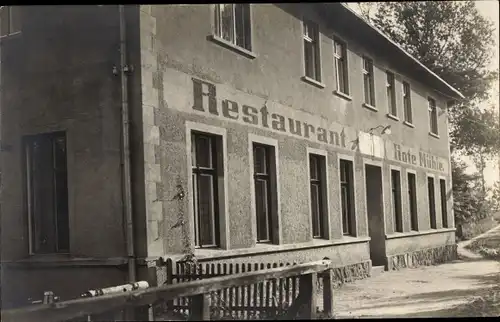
[339,3,465,101]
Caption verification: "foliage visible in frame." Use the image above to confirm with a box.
[355,1,500,157]
[451,157,491,226]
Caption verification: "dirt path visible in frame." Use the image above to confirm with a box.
[318,227,500,318]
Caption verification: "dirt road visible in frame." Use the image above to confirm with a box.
[322,226,500,318]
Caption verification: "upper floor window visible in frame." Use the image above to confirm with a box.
[303,20,321,82]
[362,57,375,106]
[24,132,69,254]
[0,6,21,37]
[386,71,397,116]
[428,97,438,135]
[334,39,349,95]
[214,4,251,51]
[403,82,413,124]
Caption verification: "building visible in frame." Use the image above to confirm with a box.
[0,4,463,308]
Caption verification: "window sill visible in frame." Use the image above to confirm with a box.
[429,132,440,139]
[188,236,371,261]
[385,227,456,240]
[386,113,399,121]
[301,76,326,89]
[1,255,129,268]
[362,103,378,112]
[333,90,352,101]
[403,121,415,128]
[208,35,257,59]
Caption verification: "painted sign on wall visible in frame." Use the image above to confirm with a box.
[160,71,449,174]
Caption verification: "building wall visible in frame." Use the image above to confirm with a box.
[139,3,455,264]
[0,5,140,307]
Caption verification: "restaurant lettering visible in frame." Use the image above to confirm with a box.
[192,78,347,148]
[393,143,445,172]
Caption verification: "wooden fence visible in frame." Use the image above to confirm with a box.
[1,260,335,322]
[165,260,304,319]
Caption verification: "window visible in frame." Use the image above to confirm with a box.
[334,39,349,94]
[24,132,69,254]
[386,71,397,116]
[391,169,403,233]
[253,143,277,243]
[340,159,355,236]
[309,154,327,239]
[303,20,321,81]
[192,132,222,248]
[428,176,437,229]
[440,179,448,228]
[403,82,412,123]
[408,172,418,231]
[0,6,21,37]
[214,4,251,50]
[428,97,438,135]
[362,57,375,106]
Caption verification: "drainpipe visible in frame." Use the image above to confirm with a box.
[118,4,136,283]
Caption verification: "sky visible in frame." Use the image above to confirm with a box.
[348,1,500,189]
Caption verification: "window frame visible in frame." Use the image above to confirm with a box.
[427,174,437,229]
[428,97,439,135]
[186,122,229,250]
[339,157,356,236]
[302,19,322,83]
[249,134,281,245]
[23,131,69,255]
[213,4,252,51]
[402,81,413,125]
[307,148,330,240]
[362,56,375,107]
[407,170,419,231]
[386,71,397,117]
[191,131,222,248]
[390,168,403,233]
[333,38,349,95]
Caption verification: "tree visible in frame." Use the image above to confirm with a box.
[355,1,500,157]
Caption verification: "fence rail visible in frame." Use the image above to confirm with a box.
[1,260,334,322]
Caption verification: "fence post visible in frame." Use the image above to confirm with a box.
[165,258,174,311]
[190,293,211,320]
[322,268,335,318]
[297,273,317,319]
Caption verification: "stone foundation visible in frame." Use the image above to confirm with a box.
[387,244,458,271]
[327,260,372,288]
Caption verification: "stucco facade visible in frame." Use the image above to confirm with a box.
[1,4,460,308]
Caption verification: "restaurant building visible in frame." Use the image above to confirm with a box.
[0,4,463,307]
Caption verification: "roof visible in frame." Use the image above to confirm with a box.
[318,3,464,101]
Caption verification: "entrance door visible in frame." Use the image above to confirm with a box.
[365,164,386,267]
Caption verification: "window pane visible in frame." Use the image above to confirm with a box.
[364,74,371,104]
[254,145,267,174]
[440,179,448,228]
[311,183,321,237]
[235,4,250,49]
[219,4,235,43]
[341,185,350,234]
[304,41,315,79]
[408,173,418,230]
[255,179,270,241]
[195,135,212,169]
[428,177,436,229]
[198,174,216,246]
[310,155,319,180]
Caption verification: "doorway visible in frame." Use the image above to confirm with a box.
[365,164,386,267]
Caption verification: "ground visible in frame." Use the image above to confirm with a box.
[319,224,500,318]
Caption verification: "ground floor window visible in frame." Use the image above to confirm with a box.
[440,179,448,228]
[24,131,69,254]
[408,172,418,231]
[428,176,437,229]
[391,169,403,233]
[340,159,355,235]
[309,153,328,238]
[191,132,222,248]
[253,143,277,243]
